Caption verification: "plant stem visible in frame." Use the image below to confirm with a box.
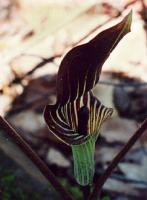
[0,116,74,200]
[82,185,91,200]
[89,118,147,200]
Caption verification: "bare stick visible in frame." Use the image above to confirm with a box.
[89,118,147,200]
[0,116,74,200]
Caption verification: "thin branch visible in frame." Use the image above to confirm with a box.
[11,54,61,83]
[9,0,138,88]
[72,17,116,47]
[72,13,121,47]
[0,116,74,200]
[11,5,121,84]
[25,54,61,77]
[110,173,147,186]
[98,80,147,87]
[89,118,147,200]
[7,94,49,116]
[7,80,147,117]
[95,168,147,187]
[124,0,138,9]
[72,0,138,47]
[140,0,146,10]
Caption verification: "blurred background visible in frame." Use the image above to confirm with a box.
[0,0,147,199]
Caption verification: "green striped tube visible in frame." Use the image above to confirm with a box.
[71,137,95,186]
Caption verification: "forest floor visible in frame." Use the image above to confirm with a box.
[0,0,147,199]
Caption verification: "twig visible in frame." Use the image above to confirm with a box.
[7,80,147,117]
[11,54,61,83]
[7,93,51,117]
[140,0,146,10]
[73,0,137,47]
[72,11,121,47]
[98,80,147,87]
[124,0,138,9]
[96,169,147,186]
[72,17,116,46]
[25,54,61,76]
[89,118,147,200]
[9,4,133,88]
[110,173,147,186]
[0,116,74,200]
[9,0,138,88]
[11,5,121,84]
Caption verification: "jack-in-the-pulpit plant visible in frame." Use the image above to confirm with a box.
[44,11,132,186]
